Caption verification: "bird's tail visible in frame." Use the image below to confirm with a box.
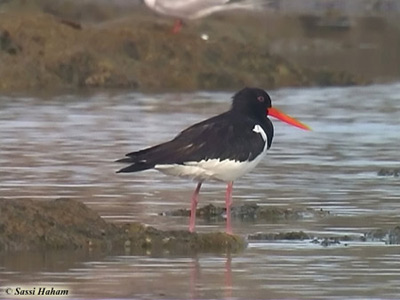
[115,144,164,173]
[115,158,154,173]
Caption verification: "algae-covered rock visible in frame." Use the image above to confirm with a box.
[0,3,362,93]
[0,198,119,251]
[377,168,400,177]
[247,226,400,246]
[248,231,352,247]
[0,198,246,253]
[0,29,22,55]
[248,231,310,241]
[121,225,246,254]
[161,203,330,222]
[364,226,400,245]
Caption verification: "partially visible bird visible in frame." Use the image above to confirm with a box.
[116,87,310,234]
[143,0,263,33]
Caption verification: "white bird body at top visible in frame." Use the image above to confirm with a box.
[143,0,263,20]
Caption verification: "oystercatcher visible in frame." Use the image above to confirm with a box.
[117,87,310,234]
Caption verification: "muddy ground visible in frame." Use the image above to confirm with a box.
[2,0,393,93]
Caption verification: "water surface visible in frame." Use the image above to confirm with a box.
[1,83,400,299]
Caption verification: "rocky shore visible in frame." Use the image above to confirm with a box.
[0,1,367,94]
[0,198,246,253]
[1,198,399,253]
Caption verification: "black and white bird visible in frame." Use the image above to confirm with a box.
[116,87,310,234]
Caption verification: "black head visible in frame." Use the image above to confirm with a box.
[231,87,272,120]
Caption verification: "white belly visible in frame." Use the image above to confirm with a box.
[155,151,267,182]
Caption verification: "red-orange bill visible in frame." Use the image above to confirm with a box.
[267,107,311,131]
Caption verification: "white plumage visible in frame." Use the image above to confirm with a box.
[143,0,263,20]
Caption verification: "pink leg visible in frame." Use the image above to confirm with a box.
[189,182,202,233]
[172,19,183,34]
[225,181,233,234]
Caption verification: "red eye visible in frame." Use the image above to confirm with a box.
[257,96,264,102]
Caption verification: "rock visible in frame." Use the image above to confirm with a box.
[120,223,246,254]
[319,237,341,247]
[308,69,358,86]
[0,198,119,251]
[0,29,22,55]
[0,198,246,253]
[0,7,362,93]
[388,226,400,245]
[248,231,310,240]
[364,226,400,245]
[247,226,400,246]
[249,232,358,247]
[377,168,400,177]
[161,203,330,222]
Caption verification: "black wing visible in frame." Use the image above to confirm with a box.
[116,111,273,173]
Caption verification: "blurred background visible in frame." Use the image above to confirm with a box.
[1,0,400,92]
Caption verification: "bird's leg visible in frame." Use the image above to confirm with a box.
[225,181,233,234]
[189,182,202,233]
[172,19,184,34]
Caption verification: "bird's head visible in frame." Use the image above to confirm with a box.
[232,87,311,131]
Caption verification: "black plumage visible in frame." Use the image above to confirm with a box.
[116,87,274,174]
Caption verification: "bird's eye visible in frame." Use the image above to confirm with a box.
[257,96,264,102]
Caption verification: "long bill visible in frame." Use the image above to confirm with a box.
[267,107,311,131]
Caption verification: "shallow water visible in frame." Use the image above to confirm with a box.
[1,83,400,299]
